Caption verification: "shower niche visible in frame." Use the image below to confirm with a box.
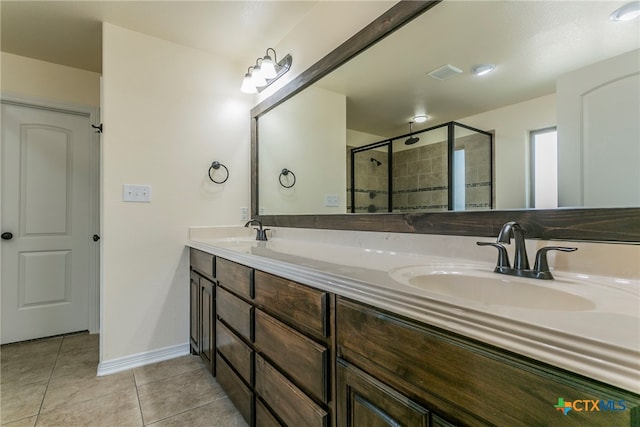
[347,121,493,213]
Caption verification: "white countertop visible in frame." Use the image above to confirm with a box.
[188,226,640,393]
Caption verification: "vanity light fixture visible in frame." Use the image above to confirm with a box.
[471,64,496,76]
[610,1,640,20]
[240,48,292,94]
[413,115,429,123]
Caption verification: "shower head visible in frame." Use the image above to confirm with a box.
[370,157,382,166]
[405,121,419,145]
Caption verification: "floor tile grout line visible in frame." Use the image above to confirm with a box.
[141,396,231,426]
[33,335,64,426]
[134,376,146,426]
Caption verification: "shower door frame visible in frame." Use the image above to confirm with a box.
[349,121,494,213]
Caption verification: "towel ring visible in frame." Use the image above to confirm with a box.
[208,161,229,184]
[279,168,296,188]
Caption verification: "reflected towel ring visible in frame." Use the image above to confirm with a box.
[208,161,229,184]
[279,168,296,188]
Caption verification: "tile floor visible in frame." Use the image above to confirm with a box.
[0,333,247,426]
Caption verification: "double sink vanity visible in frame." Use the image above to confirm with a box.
[187,224,639,426]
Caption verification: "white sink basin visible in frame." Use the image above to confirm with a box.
[389,265,596,311]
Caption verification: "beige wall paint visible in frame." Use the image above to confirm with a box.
[101,23,252,362]
[259,86,346,214]
[0,52,100,106]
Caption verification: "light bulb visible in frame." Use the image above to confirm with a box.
[240,73,257,94]
[251,65,267,87]
[261,55,277,79]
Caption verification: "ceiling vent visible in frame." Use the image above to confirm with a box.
[427,64,463,80]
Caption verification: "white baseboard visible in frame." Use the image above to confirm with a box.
[97,342,190,376]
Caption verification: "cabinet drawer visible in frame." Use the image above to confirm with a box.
[255,310,328,403]
[190,248,214,280]
[217,258,253,299]
[256,399,282,427]
[254,271,328,340]
[255,354,328,427]
[217,321,253,383]
[217,287,253,342]
[216,353,253,425]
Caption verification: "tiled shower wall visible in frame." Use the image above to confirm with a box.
[393,141,449,212]
[347,146,389,213]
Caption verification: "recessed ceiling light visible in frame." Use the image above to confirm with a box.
[413,115,429,123]
[471,64,496,76]
[610,1,640,21]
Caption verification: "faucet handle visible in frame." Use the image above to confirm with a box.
[533,246,578,278]
[477,242,511,270]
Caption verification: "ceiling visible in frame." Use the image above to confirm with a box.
[2,0,638,139]
[0,1,319,73]
[312,0,640,137]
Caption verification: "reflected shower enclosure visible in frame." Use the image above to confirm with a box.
[348,122,493,213]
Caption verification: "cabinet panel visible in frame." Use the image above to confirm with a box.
[256,399,282,427]
[255,309,328,403]
[432,414,457,427]
[217,320,253,383]
[217,287,253,342]
[255,354,328,427]
[190,248,214,280]
[199,277,215,373]
[254,271,328,340]
[217,258,253,299]
[337,360,428,427]
[189,271,199,353]
[337,297,639,427]
[216,353,253,425]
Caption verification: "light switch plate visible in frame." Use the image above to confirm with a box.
[325,194,339,207]
[240,207,248,221]
[123,184,152,202]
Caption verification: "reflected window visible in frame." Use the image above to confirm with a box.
[530,127,558,209]
[453,149,466,211]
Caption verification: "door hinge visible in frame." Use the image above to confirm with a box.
[91,124,103,133]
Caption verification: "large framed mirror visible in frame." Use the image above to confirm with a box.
[251,1,640,242]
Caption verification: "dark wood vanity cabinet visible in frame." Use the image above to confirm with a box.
[191,251,639,426]
[189,249,215,373]
[336,297,640,427]
[253,270,333,427]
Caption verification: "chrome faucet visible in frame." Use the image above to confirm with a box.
[477,221,577,280]
[244,219,269,241]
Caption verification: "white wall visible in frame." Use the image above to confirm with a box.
[557,49,640,208]
[259,86,346,214]
[460,94,556,209]
[101,23,252,363]
[1,52,100,106]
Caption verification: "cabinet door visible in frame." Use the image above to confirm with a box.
[200,277,215,373]
[189,271,200,353]
[337,360,429,427]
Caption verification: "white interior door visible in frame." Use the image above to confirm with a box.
[1,102,93,344]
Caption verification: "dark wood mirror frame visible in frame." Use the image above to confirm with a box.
[251,0,639,243]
